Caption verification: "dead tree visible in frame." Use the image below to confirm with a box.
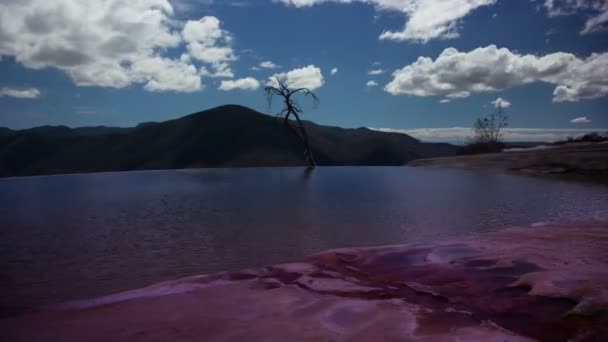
[265,78,319,168]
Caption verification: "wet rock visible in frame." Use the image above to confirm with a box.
[2,222,608,341]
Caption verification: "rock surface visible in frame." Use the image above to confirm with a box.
[409,142,608,183]
[3,222,608,341]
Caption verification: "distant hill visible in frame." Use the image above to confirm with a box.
[0,105,458,177]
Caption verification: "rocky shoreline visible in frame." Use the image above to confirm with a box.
[3,222,608,341]
[409,142,608,184]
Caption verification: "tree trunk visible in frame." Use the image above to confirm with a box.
[287,111,316,168]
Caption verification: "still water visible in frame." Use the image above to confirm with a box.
[1,167,607,314]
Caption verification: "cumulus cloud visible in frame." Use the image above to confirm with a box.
[278,0,496,42]
[131,56,203,92]
[371,127,608,143]
[378,0,497,42]
[366,80,379,87]
[0,87,41,99]
[571,116,591,124]
[0,1,238,92]
[267,65,325,90]
[218,77,260,91]
[385,45,608,102]
[492,97,511,109]
[331,67,338,76]
[544,0,608,34]
[260,61,279,69]
[368,69,385,75]
[182,16,237,78]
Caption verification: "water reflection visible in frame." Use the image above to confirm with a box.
[0,167,607,313]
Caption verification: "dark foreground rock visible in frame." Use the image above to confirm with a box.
[3,222,608,341]
[409,142,608,184]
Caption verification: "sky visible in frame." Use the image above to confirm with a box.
[0,0,607,143]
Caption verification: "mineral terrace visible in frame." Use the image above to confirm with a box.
[3,222,608,341]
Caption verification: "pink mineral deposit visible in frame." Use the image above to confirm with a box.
[3,222,608,341]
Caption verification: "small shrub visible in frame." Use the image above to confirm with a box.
[459,141,505,155]
[551,132,608,145]
[463,105,508,155]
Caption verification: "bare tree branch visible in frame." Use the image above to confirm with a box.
[473,105,509,146]
[264,78,319,168]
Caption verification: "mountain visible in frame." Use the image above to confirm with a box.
[0,105,458,177]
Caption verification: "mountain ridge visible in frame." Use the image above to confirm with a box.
[0,105,458,177]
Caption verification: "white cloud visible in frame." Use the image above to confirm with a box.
[182,16,237,78]
[0,87,41,99]
[371,127,608,143]
[446,92,470,99]
[492,97,511,109]
[331,67,338,75]
[378,0,497,42]
[366,80,379,87]
[260,60,279,69]
[172,0,216,13]
[571,116,591,124]
[439,98,451,103]
[131,56,203,92]
[368,69,385,75]
[0,1,239,92]
[251,66,261,71]
[218,77,260,91]
[268,65,325,90]
[385,45,608,102]
[544,0,608,34]
[199,63,234,79]
[278,0,497,42]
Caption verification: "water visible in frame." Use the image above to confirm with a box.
[1,167,607,314]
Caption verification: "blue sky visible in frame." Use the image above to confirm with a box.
[0,0,607,142]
